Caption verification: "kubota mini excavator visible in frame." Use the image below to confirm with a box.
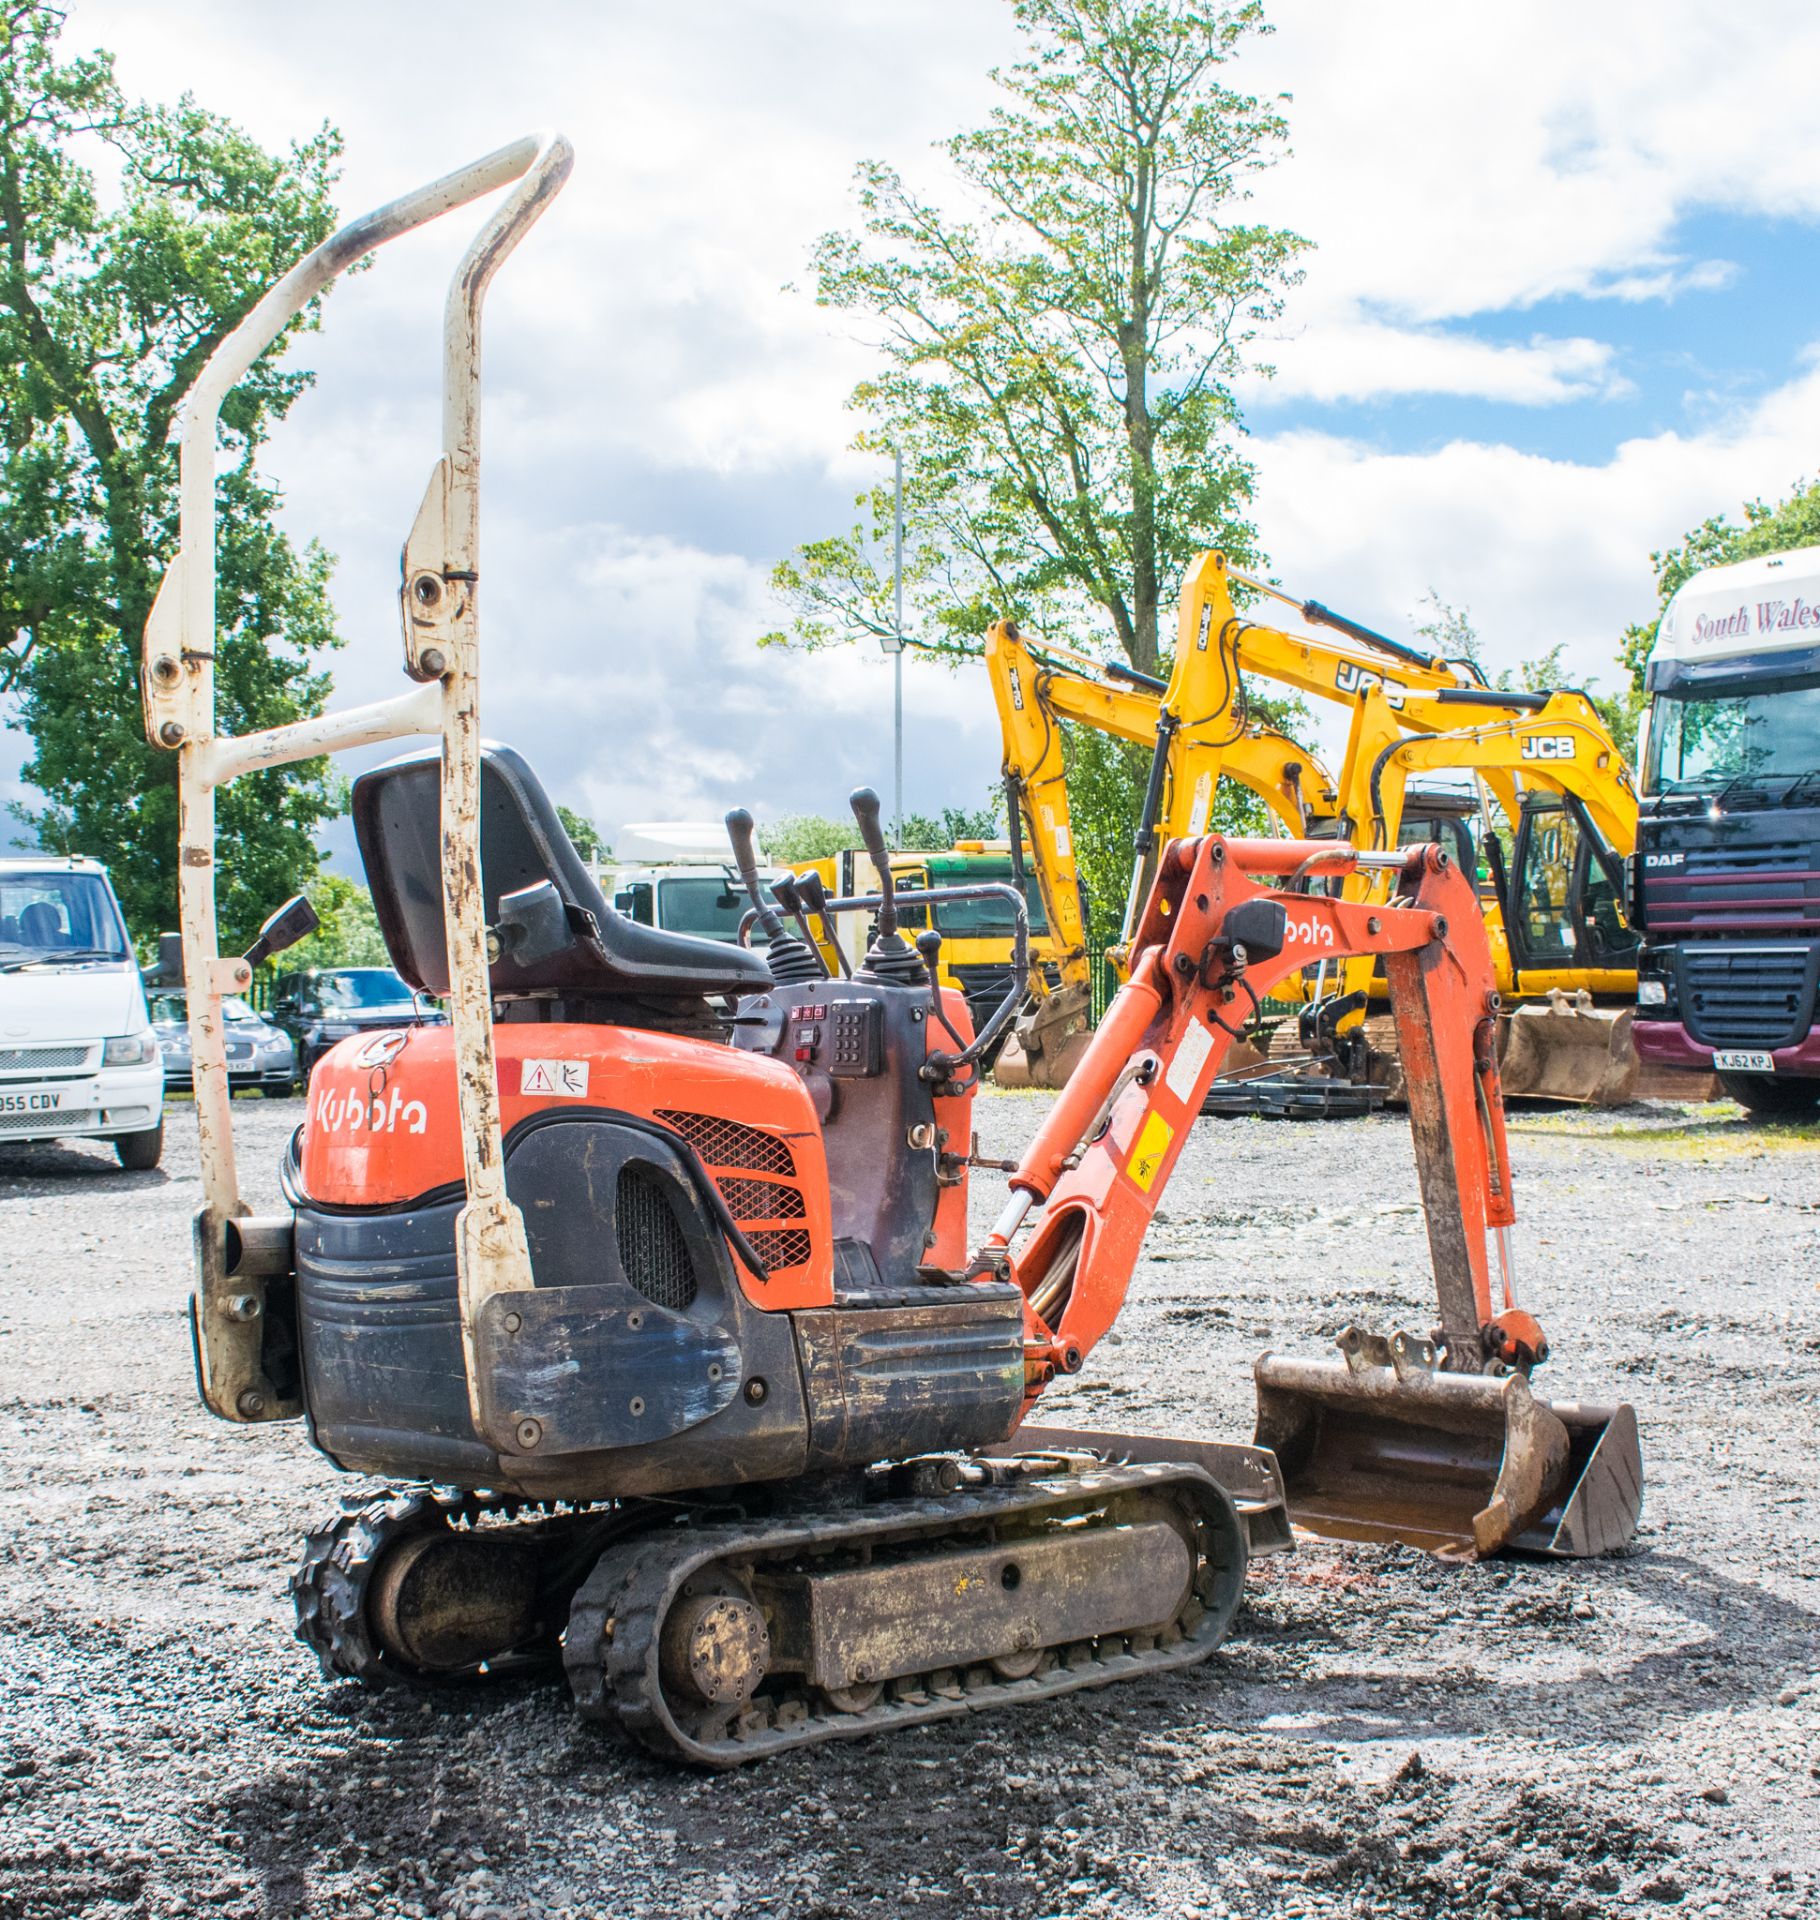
[141,137,1642,1768]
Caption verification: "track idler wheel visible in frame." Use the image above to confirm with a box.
[660,1590,771,1711]
[291,1491,545,1686]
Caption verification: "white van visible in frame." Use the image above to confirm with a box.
[0,857,166,1168]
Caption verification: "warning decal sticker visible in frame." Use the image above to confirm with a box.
[521,1058,590,1098]
[1126,1109,1174,1191]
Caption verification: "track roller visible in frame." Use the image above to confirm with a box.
[562,1458,1247,1767]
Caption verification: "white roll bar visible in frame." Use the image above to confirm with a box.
[143,132,573,1429]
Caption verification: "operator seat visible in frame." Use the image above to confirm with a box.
[352,743,774,1001]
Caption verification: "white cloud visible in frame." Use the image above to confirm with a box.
[1247,347,1820,765]
[1584,258,1740,304]
[1249,319,1630,407]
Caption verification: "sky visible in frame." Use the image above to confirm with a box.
[7,0,1820,871]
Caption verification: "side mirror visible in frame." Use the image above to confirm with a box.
[156,931,184,986]
[243,895,320,972]
[492,881,573,969]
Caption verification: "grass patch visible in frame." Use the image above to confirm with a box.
[1508,1102,1820,1157]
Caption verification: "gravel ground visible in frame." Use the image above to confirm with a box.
[2,1088,1817,1919]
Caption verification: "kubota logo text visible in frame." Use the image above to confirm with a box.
[1285,912,1335,948]
[314,1085,429,1136]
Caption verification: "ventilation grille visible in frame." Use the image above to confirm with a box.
[0,1043,92,1075]
[0,1107,94,1135]
[716,1177,806,1221]
[656,1110,794,1176]
[1682,945,1812,1050]
[614,1165,698,1311]
[1685,842,1808,874]
[747,1227,812,1272]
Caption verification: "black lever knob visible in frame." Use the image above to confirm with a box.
[848,786,897,936]
[914,927,943,978]
[795,871,849,978]
[725,808,784,940]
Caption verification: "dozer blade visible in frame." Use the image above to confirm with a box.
[1498,993,1639,1106]
[1253,1340,1642,1560]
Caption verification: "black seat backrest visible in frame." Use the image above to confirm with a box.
[352,744,773,1001]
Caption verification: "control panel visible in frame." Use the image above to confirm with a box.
[787,996,884,1078]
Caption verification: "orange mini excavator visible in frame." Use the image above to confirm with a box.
[143,136,1641,1768]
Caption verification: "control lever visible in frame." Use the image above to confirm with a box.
[771,876,831,978]
[915,927,971,1057]
[795,871,849,977]
[848,787,897,937]
[725,809,787,941]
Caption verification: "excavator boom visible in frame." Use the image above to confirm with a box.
[982,831,1641,1559]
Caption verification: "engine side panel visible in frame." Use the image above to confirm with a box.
[296,1022,834,1310]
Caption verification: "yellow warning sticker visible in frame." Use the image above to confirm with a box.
[1126,1109,1174,1191]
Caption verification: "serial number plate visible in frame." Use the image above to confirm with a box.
[1712,1049,1774,1072]
[0,1089,64,1114]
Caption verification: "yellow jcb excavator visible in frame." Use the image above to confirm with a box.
[988,552,1644,1106]
[984,619,1331,1087]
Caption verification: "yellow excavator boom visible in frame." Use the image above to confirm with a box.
[986,549,1644,1103]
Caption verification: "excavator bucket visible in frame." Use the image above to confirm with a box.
[1497,992,1638,1106]
[1253,1332,1642,1560]
[994,981,1094,1090]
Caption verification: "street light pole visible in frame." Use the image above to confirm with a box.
[884,448,906,839]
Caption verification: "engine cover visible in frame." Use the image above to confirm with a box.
[296,1021,835,1309]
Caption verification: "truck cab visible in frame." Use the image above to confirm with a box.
[611,821,785,947]
[1631,544,1820,1113]
[0,857,166,1168]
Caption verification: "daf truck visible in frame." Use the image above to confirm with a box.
[1631,544,1820,1114]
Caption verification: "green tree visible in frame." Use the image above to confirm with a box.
[898,798,1004,849]
[276,870,390,973]
[764,814,856,864]
[766,0,1305,677]
[555,803,608,864]
[0,3,346,944]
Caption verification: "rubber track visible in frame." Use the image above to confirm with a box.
[291,1489,447,1686]
[562,1461,1245,1768]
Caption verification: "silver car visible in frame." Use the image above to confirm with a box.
[149,989,296,1095]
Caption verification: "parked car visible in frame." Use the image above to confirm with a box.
[268,966,445,1085]
[149,989,295,1095]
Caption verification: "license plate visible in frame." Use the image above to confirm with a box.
[0,1088,64,1114]
[1713,1049,1774,1072]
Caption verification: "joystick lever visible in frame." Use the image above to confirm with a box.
[796,871,849,978]
[770,876,831,978]
[848,787,897,938]
[724,809,786,942]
